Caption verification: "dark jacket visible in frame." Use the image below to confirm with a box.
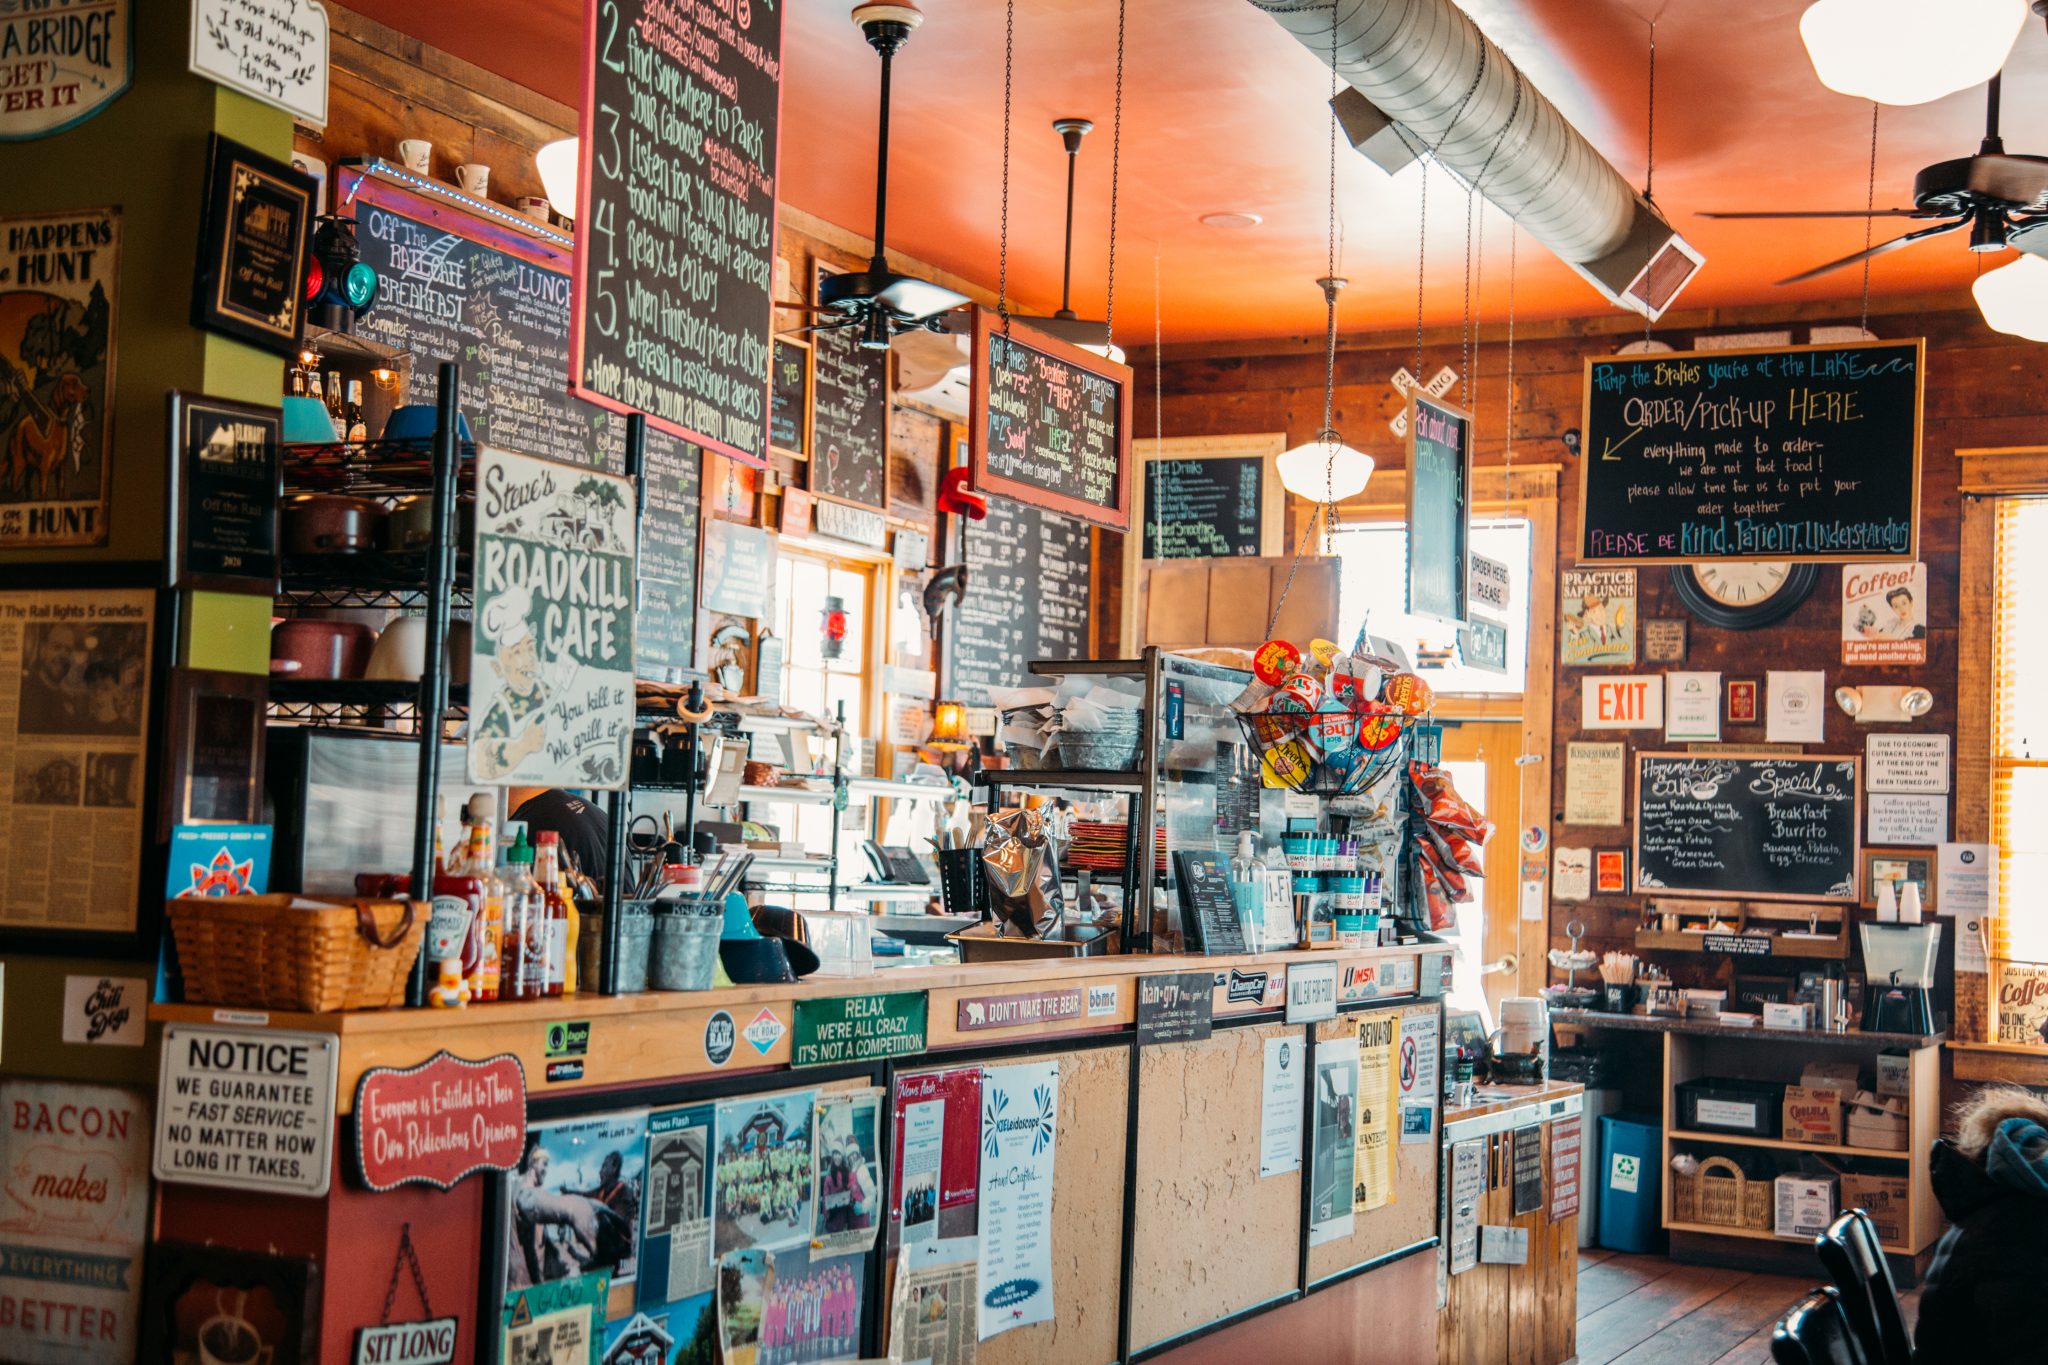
[1912,1109,2048,1364]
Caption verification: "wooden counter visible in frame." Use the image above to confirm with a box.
[1551,1007,1944,1051]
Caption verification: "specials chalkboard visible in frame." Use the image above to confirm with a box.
[1142,456,1264,559]
[569,0,781,465]
[1633,752,1861,902]
[347,172,621,469]
[1408,394,1472,623]
[809,268,889,510]
[970,310,1133,531]
[637,429,701,679]
[946,498,1092,707]
[769,335,810,458]
[1580,338,1923,564]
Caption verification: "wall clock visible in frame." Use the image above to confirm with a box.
[1669,561,1818,630]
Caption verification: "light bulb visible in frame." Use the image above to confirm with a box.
[535,139,580,221]
[1800,0,2025,106]
[1973,255,2048,342]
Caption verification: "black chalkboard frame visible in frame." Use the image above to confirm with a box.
[1576,336,1925,566]
[770,334,813,462]
[1117,433,1285,656]
[968,307,1135,532]
[807,262,892,512]
[1406,392,1473,625]
[1631,749,1863,903]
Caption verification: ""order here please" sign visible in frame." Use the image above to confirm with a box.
[153,1025,338,1197]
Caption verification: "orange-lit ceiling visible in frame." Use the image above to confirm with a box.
[341,0,2048,343]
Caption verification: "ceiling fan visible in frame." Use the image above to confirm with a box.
[1701,72,2048,284]
[783,2,969,349]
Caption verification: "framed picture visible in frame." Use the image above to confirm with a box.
[192,133,317,356]
[1725,677,1761,726]
[1595,849,1629,895]
[165,391,282,592]
[1862,848,1935,911]
[1643,617,1688,664]
[140,1241,320,1365]
[160,668,268,839]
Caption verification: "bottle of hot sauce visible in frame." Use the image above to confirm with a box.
[500,830,545,1001]
[533,830,572,998]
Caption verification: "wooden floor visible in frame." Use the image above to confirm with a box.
[1570,1247,1922,1365]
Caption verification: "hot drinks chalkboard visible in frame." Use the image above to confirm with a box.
[946,497,1092,707]
[809,269,889,510]
[1579,338,1923,564]
[970,310,1133,531]
[569,0,782,465]
[1408,394,1472,623]
[637,428,700,679]
[1633,752,1861,902]
[1142,455,1267,559]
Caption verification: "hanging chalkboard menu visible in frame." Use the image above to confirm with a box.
[1407,394,1472,623]
[346,171,621,469]
[946,498,1092,707]
[970,310,1133,531]
[1634,752,1861,902]
[569,0,781,466]
[769,335,811,459]
[808,267,889,509]
[1142,456,1265,559]
[1580,338,1923,564]
[637,429,701,679]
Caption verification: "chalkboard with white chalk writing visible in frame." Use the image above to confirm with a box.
[944,498,1093,708]
[1633,752,1861,902]
[1142,456,1264,560]
[970,311,1132,531]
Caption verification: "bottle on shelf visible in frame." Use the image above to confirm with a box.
[344,379,368,442]
[466,793,504,1003]
[533,830,573,998]
[324,371,345,424]
[288,364,308,399]
[429,809,488,996]
[500,829,545,1001]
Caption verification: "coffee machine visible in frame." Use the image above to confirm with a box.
[1859,922,1942,1035]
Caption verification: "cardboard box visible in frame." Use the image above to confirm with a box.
[1764,1002,1812,1030]
[1801,1060,1863,1092]
[1840,1171,1909,1246]
[1876,1051,1911,1099]
[1775,1172,1839,1239]
[1783,1085,1845,1146]
[1846,1092,1910,1151]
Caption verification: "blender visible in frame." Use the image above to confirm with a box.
[1859,922,1942,1034]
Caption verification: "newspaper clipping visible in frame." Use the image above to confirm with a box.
[1,208,119,549]
[890,1258,978,1365]
[0,587,152,932]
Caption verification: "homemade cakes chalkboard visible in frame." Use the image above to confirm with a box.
[946,498,1092,707]
[970,310,1133,531]
[1633,752,1861,902]
[809,266,889,509]
[1580,338,1922,564]
[569,0,782,465]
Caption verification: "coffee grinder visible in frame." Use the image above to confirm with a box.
[1859,922,1942,1035]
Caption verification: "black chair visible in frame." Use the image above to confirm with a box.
[1772,1288,1875,1365]
[1816,1209,1914,1365]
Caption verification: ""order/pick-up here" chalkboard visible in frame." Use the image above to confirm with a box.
[1633,752,1861,902]
[970,310,1133,531]
[1579,338,1922,565]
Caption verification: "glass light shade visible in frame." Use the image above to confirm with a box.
[1276,441,1374,503]
[1973,255,2048,341]
[1800,0,2025,106]
[535,138,580,219]
[928,699,971,751]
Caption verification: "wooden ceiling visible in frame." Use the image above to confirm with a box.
[342,0,2048,342]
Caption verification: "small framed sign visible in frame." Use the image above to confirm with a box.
[166,391,281,592]
[159,668,268,838]
[1862,848,1934,911]
[1726,677,1761,726]
[192,134,317,357]
[1643,617,1689,664]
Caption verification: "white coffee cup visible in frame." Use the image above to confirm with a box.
[456,163,491,197]
[198,1292,273,1365]
[515,195,552,222]
[397,139,433,175]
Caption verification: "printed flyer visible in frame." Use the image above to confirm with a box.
[715,1090,818,1257]
[1354,1012,1398,1213]
[639,1104,716,1311]
[890,1257,978,1365]
[1560,568,1636,666]
[502,1270,609,1365]
[1841,562,1928,665]
[811,1089,883,1258]
[891,1068,983,1257]
[1309,1037,1359,1246]
[975,1062,1059,1340]
[509,1112,647,1292]
[470,446,636,789]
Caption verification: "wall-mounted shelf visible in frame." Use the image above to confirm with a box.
[1666,1128,1911,1161]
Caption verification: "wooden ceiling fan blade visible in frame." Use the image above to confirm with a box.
[1773,216,1971,286]
[1698,209,1932,219]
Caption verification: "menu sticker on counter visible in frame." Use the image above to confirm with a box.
[956,987,1084,1033]
[970,311,1133,531]
[0,0,131,141]
[188,0,329,125]
[1135,973,1214,1046]
[153,1025,338,1197]
[571,0,782,464]
[790,991,929,1068]
[352,1051,527,1193]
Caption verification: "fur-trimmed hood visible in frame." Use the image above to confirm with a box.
[1935,1086,2048,1221]
[1952,1085,2048,1161]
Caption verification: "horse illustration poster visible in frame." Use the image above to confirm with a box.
[469,446,636,790]
[0,208,118,548]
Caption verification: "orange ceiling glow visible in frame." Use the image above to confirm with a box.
[341,0,2048,342]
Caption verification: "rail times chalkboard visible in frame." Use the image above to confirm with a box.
[569,0,782,465]
[1633,752,1861,902]
[970,310,1134,531]
[1579,338,1923,564]
[945,498,1093,707]
[1407,394,1472,623]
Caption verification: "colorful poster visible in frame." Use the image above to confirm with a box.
[759,1243,863,1365]
[0,209,117,548]
[165,823,271,898]
[891,1069,982,1256]
[811,1090,882,1258]
[1560,568,1636,666]
[0,1,130,140]
[639,1105,715,1312]
[509,1112,647,1293]
[1354,1013,1397,1213]
[0,1081,150,1364]
[469,446,636,788]
[1842,563,1927,665]
[502,1270,609,1365]
[975,1062,1058,1340]
[715,1090,817,1257]
[1308,1037,1358,1246]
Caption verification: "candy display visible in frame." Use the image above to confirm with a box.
[1231,631,1421,794]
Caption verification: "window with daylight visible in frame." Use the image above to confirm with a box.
[1331,518,1533,695]
[767,550,874,851]
[1994,497,2048,958]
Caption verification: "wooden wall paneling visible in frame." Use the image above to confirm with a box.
[1152,1238,1436,1365]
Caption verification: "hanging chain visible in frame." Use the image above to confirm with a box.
[996,0,1015,328]
[379,1224,435,1326]
[1642,13,1659,344]
[1152,243,1163,558]
[1103,0,1126,350]
[1414,22,1488,387]
[1320,0,1341,556]
[1861,102,1880,335]
[1505,225,1517,509]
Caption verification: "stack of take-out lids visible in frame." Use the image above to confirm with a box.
[1065,822,1168,873]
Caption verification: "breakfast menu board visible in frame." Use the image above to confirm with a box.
[637,428,701,678]
[1142,456,1265,559]
[946,498,1092,707]
[570,0,782,465]
[346,172,622,469]
[808,267,890,509]
[1633,752,1861,902]
[1580,338,1923,564]
[1407,394,1472,624]
[970,310,1134,531]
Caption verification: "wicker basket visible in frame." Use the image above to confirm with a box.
[168,895,427,1012]
[1672,1155,1773,1231]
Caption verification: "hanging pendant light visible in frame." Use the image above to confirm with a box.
[1004,118,1124,362]
[535,138,580,221]
[1277,276,1373,503]
[1973,253,2048,340]
[1800,0,2026,106]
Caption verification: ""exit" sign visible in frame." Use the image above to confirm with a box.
[1581,675,1665,730]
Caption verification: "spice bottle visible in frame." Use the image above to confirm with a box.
[533,830,572,998]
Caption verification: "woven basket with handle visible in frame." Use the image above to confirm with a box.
[1673,1154,1773,1231]
[169,895,426,1012]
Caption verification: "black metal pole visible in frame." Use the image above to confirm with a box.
[1116,1032,1143,1363]
[828,698,846,914]
[869,44,893,273]
[598,415,647,995]
[406,361,461,1006]
[682,680,703,854]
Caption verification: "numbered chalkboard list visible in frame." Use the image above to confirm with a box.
[572,0,781,464]
[352,188,621,469]
[948,500,1092,707]
[1634,753,1860,901]
[973,315,1131,530]
[1580,339,1922,564]
[637,429,701,678]
[1142,458,1262,559]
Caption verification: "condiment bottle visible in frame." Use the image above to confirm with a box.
[500,830,544,1001]
[429,816,486,994]
[533,830,572,998]
[467,793,504,1003]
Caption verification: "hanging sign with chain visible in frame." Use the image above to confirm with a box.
[968,309,1134,530]
[352,1225,457,1365]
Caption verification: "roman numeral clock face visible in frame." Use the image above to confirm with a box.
[1670,559,1818,630]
